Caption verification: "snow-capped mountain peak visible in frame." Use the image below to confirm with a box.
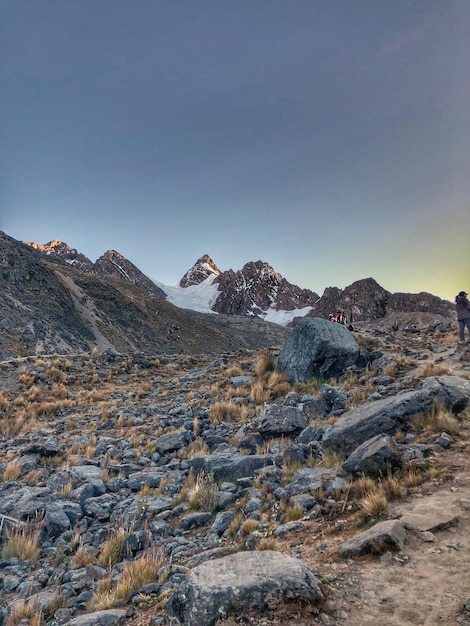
[179,254,221,288]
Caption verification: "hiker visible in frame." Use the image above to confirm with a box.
[328,313,335,322]
[455,290,470,343]
[336,311,346,325]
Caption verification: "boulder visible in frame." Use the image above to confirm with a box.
[339,519,406,557]
[286,467,346,497]
[277,317,361,382]
[322,375,470,456]
[189,453,274,482]
[255,403,308,437]
[155,430,193,455]
[342,434,402,477]
[165,550,323,625]
[66,609,127,625]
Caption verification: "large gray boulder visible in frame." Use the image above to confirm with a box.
[189,453,275,482]
[339,519,406,557]
[165,550,323,625]
[342,434,403,477]
[255,403,308,437]
[277,317,361,382]
[322,376,470,456]
[66,610,127,625]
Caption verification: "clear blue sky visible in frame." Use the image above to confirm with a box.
[1,1,469,301]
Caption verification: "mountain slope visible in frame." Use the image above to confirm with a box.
[25,240,166,299]
[0,231,288,358]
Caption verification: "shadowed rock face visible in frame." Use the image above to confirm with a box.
[309,277,453,323]
[277,317,361,381]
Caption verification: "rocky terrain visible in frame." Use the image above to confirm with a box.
[0,315,469,626]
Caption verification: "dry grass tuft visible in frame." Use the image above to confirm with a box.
[187,471,219,512]
[183,438,210,459]
[209,401,241,425]
[226,514,242,541]
[2,525,40,562]
[421,363,451,377]
[253,351,276,378]
[412,399,461,437]
[3,460,22,481]
[320,448,344,470]
[256,538,279,551]
[97,530,128,568]
[88,549,163,610]
[360,487,388,519]
[284,504,305,521]
[240,518,259,536]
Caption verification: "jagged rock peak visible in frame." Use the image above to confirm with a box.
[179,254,221,287]
[25,240,94,272]
[94,250,166,299]
[25,240,166,299]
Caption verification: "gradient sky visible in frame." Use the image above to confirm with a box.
[1,1,469,302]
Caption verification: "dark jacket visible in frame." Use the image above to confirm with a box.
[455,295,470,321]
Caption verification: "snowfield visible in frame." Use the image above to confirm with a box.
[153,277,312,326]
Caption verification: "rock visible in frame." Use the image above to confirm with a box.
[286,468,346,497]
[322,375,470,456]
[188,453,274,483]
[342,434,402,477]
[256,403,308,437]
[65,609,128,625]
[165,550,323,625]
[277,317,361,381]
[155,430,193,455]
[339,519,406,557]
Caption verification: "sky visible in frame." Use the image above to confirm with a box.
[1,1,469,302]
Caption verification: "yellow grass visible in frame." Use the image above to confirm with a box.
[88,549,163,610]
[2,526,40,562]
[3,460,22,481]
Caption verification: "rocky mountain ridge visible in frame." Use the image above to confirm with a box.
[26,240,166,300]
[0,230,455,360]
[25,239,454,325]
[1,231,288,359]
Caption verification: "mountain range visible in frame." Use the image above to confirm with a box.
[0,230,454,358]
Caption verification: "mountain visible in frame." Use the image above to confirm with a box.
[310,277,454,323]
[175,258,454,324]
[1,231,289,359]
[179,254,221,287]
[174,257,320,324]
[3,232,454,360]
[26,240,166,299]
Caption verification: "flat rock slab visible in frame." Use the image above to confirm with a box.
[66,609,127,625]
[165,550,323,625]
[400,500,460,532]
[339,519,406,558]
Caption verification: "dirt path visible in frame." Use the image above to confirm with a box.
[326,434,470,626]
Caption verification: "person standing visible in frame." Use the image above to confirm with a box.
[455,291,470,343]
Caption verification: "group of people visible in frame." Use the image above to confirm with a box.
[328,311,347,325]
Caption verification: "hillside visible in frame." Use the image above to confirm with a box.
[0,231,288,359]
[0,318,469,625]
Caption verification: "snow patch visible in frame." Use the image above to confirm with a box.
[153,278,313,325]
[261,306,314,326]
[154,275,220,314]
